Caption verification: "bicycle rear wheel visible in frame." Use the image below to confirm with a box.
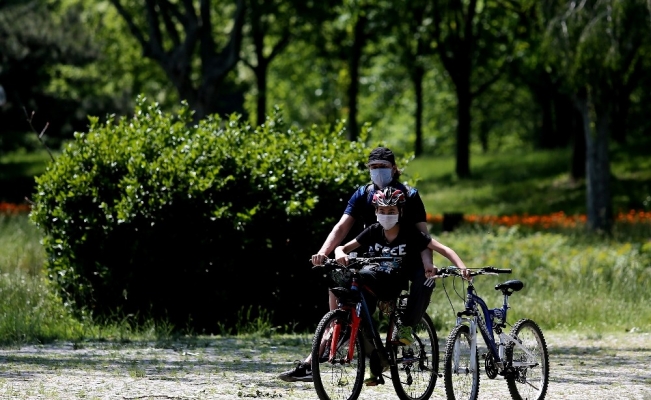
[312,310,365,400]
[506,319,549,400]
[390,313,439,400]
[443,324,480,400]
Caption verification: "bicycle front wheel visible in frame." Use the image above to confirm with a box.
[506,319,549,400]
[312,310,365,400]
[390,313,439,400]
[443,324,480,400]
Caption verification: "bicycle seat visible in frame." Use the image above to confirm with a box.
[495,280,524,294]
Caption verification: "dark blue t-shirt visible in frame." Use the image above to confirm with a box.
[344,181,427,229]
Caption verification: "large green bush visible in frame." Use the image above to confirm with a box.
[30,98,384,331]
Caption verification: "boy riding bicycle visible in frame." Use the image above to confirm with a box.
[333,186,470,385]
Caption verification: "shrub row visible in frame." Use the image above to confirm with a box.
[30,99,379,331]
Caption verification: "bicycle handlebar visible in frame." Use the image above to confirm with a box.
[436,266,511,278]
[310,256,402,271]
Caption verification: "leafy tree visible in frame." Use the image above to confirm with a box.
[545,0,651,231]
[240,0,295,125]
[49,0,176,121]
[108,0,247,120]
[303,0,392,141]
[0,0,98,150]
[508,1,587,179]
[387,0,437,156]
[430,0,522,177]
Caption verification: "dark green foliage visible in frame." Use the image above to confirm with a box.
[30,97,373,332]
[0,1,100,149]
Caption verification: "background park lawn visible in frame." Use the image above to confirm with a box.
[1,145,649,342]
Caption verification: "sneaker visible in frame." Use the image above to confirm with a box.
[364,370,383,386]
[397,325,413,346]
[277,361,313,382]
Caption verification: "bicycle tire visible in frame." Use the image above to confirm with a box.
[506,319,549,400]
[390,313,439,400]
[443,324,480,400]
[312,310,365,400]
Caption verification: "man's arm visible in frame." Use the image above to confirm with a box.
[311,214,356,265]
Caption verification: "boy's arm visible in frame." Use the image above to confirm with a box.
[334,239,361,266]
[428,237,470,279]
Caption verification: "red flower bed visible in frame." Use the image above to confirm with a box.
[0,202,32,215]
[427,210,651,229]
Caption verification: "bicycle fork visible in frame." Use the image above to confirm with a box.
[451,315,480,376]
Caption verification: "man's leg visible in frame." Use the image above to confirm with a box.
[278,290,337,382]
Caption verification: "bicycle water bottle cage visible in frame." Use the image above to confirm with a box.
[494,280,524,296]
[329,287,361,304]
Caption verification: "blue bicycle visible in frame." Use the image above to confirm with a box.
[438,266,549,400]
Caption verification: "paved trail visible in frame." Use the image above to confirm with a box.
[0,331,649,399]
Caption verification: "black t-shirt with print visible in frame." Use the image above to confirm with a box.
[355,222,431,272]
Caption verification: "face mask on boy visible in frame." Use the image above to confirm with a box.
[377,214,399,230]
[370,168,393,188]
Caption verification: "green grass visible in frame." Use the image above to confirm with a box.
[0,145,650,343]
[0,148,54,203]
[405,145,651,216]
[424,225,651,333]
[0,215,181,346]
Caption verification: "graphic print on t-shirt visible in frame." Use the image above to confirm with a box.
[370,243,406,256]
[355,223,430,269]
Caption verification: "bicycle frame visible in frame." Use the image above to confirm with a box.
[329,273,388,364]
[456,282,538,371]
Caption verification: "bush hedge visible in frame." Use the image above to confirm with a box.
[30,98,391,331]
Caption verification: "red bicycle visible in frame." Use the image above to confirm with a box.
[311,256,439,400]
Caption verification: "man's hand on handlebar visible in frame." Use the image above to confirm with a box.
[311,253,328,266]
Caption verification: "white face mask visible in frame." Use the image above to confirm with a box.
[377,214,399,230]
[370,168,393,188]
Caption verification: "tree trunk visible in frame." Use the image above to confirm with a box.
[455,83,472,178]
[412,66,425,156]
[530,72,558,149]
[255,61,268,126]
[575,90,612,233]
[346,15,366,141]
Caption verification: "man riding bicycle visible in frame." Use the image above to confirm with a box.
[279,147,442,383]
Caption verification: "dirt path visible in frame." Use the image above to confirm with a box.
[0,331,649,399]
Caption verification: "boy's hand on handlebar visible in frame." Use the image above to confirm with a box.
[424,264,438,278]
[311,253,327,266]
[334,248,349,266]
